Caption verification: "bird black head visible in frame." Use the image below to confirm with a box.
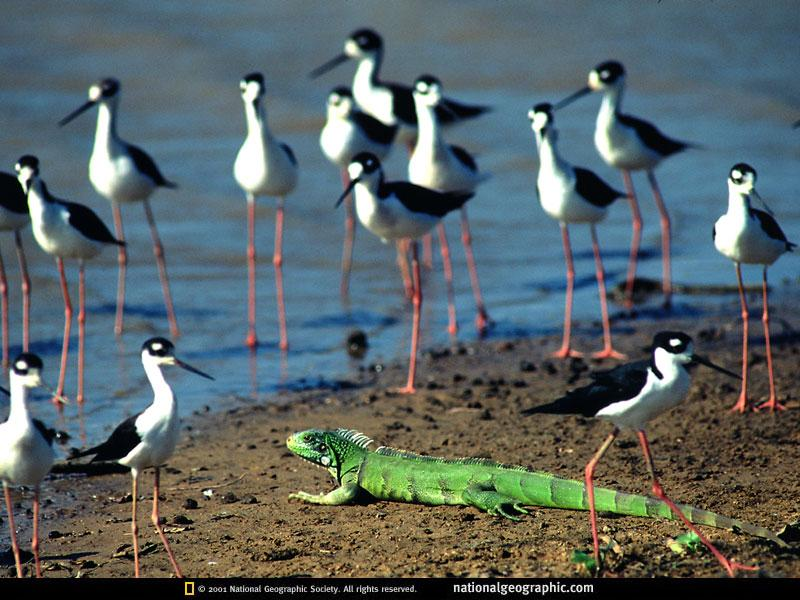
[592,61,625,85]
[242,72,265,88]
[348,28,383,52]
[143,337,175,358]
[11,352,44,376]
[350,152,381,175]
[729,163,757,186]
[651,331,692,355]
[336,153,382,208]
[528,103,555,135]
[91,78,120,100]
[331,86,352,99]
[14,155,39,174]
[414,74,441,93]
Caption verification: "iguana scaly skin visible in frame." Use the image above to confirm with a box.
[287,428,786,546]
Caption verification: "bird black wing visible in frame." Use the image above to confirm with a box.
[574,167,624,207]
[0,172,28,214]
[71,413,142,462]
[280,143,298,167]
[437,97,490,125]
[449,145,478,172]
[382,182,472,218]
[127,143,177,188]
[386,82,418,126]
[617,113,692,157]
[64,201,124,245]
[522,360,650,417]
[751,208,796,250]
[352,111,398,145]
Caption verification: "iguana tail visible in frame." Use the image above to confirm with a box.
[515,473,786,547]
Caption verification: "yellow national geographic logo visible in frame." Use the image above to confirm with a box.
[185,582,195,596]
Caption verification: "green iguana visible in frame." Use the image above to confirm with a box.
[287,428,786,550]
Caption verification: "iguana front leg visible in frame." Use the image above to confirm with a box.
[288,482,361,505]
[463,482,530,521]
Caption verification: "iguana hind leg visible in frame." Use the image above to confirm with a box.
[463,482,529,521]
[289,482,360,505]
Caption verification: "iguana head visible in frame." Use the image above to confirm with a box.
[287,428,372,482]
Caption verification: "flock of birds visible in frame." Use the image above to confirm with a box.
[0,26,796,578]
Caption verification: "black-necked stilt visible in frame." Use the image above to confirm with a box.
[310,28,489,150]
[233,72,298,351]
[713,164,795,413]
[70,337,213,578]
[408,75,492,337]
[15,155,123,406]
[336,152,472,393]
[0,172,32,367]
[59,77,180,338]
[319,86,398,298]
[1,353,56,578]
[556,61,695,310]
[528,103,624,359]
[522,331,754,577]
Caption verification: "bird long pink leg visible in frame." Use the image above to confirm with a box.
[151,467,183,578]
[396,240,413,299]
[755,267,784,412]
[32,487,42,578]
[273,198,288,352]
[54,257,71,408]
[621,170,642,311]
[0,250,8,369]
[398,241,421,394]
[245,194,258,348]
[111,202,127,337]
[437,223,458,337]
[459,207,490,335]
[585,427,618,569]
[131,471,140,577]
[553,224,582,359]
[77,261,87,404]
[731,263,749,413]
[14,231,30,352]
[3,482,22,577]
[422,233,433,270]
[143,199,179,338]
[590,225,625,360]
[340,169,355,300]
[637,430,758,577]
[647,170,672,310]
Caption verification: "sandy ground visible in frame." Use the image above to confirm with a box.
[2,308,800,579]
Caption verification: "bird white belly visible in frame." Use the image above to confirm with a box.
[538,172,606,224]
[0,428,54,487]
[597,367,690,430]
[120,411,179,471]
[595,123,660,170]
[89,152,155,203]
[408,148,476,193]
[714,214,786,265]
[354,194,437,241]
[31,212,102,260]
[234,137,297,197]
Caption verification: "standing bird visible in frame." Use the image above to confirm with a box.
[15,155,123,406]
[69,337,213,578]
[336,153,472,393]
[59,77,180,338]
[234,72,298,350]
[310,28,489,150]
[528,103,624,359]
[1,353,57,578]
[556,61,695,310]
[319,86,397,298]
[522,331,754,577]
[408,75,492,336]
[0,172,32,367]
[713,164,795,413]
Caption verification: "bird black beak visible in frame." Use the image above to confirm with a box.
[553,86,592,110]
[691,354,741,379]
[750,188,775,216]
[0,385,8,396]
[174,357,215,380]
[310,53,349,79]
[59,100,95,126]
[335,178,359,208]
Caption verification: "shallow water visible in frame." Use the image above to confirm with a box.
[0,1,798,446]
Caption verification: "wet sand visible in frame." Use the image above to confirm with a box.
[3,308,799,579]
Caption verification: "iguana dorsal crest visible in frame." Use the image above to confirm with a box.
[334,428,374,449]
